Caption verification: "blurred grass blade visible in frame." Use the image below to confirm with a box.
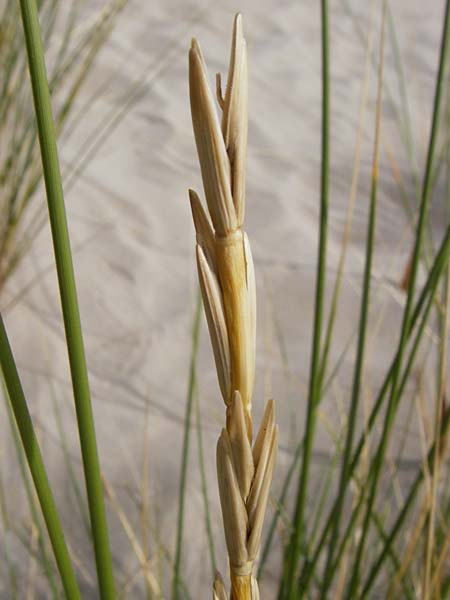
[0,315,80,599]
[279,2,330,597]
[172,294,202,599]
[18,1,115,597]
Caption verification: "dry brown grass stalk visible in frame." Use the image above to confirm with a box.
[188,13,278,600]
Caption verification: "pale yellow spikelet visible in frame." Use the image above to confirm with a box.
[247,424,278,561]
[213,571,228,600]
[217,396,278,588]
[252,399,275,467]
[189,15,278,599]
[251,576,260,600]
[189,188,216,269]
[221,13,248,226]
[216,429,249,568]
[227,391,254,502]
[246,400,277,558]
[196,245,231,402]
[189,38,236,236]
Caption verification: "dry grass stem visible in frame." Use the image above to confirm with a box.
[189,13,277,600]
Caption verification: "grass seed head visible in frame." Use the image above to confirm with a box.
[189,13,255,425]
[189,14,278,598]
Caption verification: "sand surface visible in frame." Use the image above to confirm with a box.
[1,0,448,597]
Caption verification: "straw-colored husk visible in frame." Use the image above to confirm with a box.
[214,572,229,600]
[189,14,277,600]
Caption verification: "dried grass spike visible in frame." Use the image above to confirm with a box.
[196,245,231,402]
[188,15,278,598]
[189,39,237,236]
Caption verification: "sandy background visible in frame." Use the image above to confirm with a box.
[1,0,448,597]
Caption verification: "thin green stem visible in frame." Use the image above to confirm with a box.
[0,315,80,599]
[172,295,202,599]
[297,220,450,595]
[263,209,450,590]
[258,439,303,579]
[18,1,115,597]
[317,0,373,393]
[324,283,441,592]
[347,3,450,594]
[320,6,385,594]
[279,3,329,597]
[4,390,59,598]
[359,406,450,597]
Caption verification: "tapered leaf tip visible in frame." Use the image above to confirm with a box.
[234,12,243,30]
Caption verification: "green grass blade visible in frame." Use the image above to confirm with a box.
[365,486,414,599]
[279,2,330,597]
[0,315,80,599]
[317,2,373,391]
[258,438,303,579]
[319,268,447,592]
[320,5,385,594]
[3,389,59,598]
[171,295,202,599]
[359,405,450,597]
[18,1,115,597]
[297,220,450,594]
[309,449,340,551]
[346,3,450,593]
[265,214,450,587]
[259,329,353,581]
